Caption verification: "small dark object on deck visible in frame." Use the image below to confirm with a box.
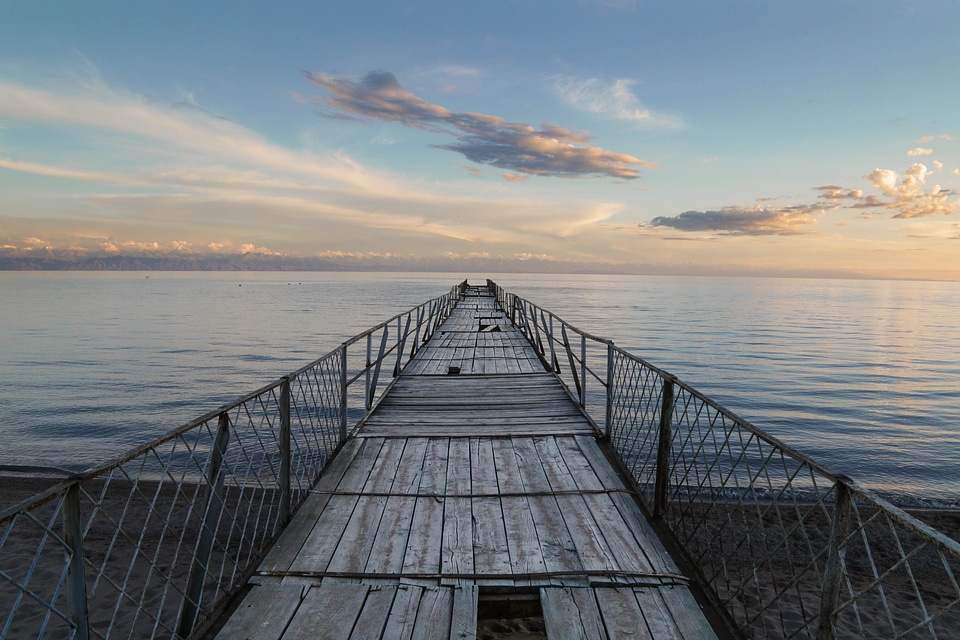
[447,366,461,375]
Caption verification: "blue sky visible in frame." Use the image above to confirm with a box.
[2,1,959,278]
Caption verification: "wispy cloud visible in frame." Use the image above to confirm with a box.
[306,71,654,179]
[648,205,825,236]
[553,77,684,129]
[907,147,933,156]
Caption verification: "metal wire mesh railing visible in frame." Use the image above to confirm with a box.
[0,281,466,640]
[489,281,960,640]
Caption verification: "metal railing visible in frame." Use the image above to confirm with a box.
[489,280,960,640]
[0,281,466,640]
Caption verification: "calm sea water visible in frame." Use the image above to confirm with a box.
[1,272,958,508]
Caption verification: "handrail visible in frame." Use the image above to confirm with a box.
[0,280,467,640]
[488,279,960,640]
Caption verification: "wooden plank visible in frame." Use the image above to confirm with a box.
[363,495,416,573]
[450,585,478,640]
[288,495,358,573]
[441,497,473,585]
[348,583,397,639]
[582,493,655,575]
[363,437,407,492]
[446,438,472,495]
[491,437,524,494]
[411,586,454,640]
[525,494,582,581]
[570,587,608,640]
[393,438,430,494]
[534,436,580,492]
[540,587,590,640]
[213,583,304,640]
[471,496,512,583]
[337,437,385,492]
[282,581,368,640]
[554,494,617,572]
[633,588,684,640]
[259,438,364,571]
[470,438,499,494]
[381,583,422,637]
[594,586,654,640]
[327,495,390,573]
[659,586,719,639]
[422,437,451,494]
[511,437,552,493]
[402,496,444,576]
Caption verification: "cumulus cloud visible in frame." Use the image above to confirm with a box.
[648,205,825,236]
[306,71,653,179]
[859,163,957,218]
[553,77,684,129]
[908,147,933,156]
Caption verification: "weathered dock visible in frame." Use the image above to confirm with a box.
[4,280,959,640]
[214,286,717,638]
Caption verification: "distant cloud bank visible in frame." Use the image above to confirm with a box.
[306,71,654,179]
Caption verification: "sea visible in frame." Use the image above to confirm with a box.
[1,271,958,509]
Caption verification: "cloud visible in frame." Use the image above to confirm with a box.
[700,157,719,163]
[553,77,684,129]
[815,165,957,218]
[502,173,529,182]
[918,134,955,143]
[934,160,944,170]
[648,205,825,236]
[908,147,933,156]
[306,71,653,179]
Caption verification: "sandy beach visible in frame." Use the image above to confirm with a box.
[3,474,959,638]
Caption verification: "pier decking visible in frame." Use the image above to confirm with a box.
[215,288,718,639]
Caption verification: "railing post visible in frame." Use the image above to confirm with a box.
[63,483,89,640]
[368,326,389,409]
[604,342,614,440]
[365,333,372,410]
[653,377,676,519]
[817,477,854,640]
[279,377,291,524]
[179,412,230,638]
[339,344,348,441]
[580,334,587,408]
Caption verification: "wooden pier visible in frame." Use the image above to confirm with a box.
[214,286,718,639]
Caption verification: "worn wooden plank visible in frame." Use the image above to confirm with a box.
[594,586,654,640]
[282,581,369,640]
[363,495,416,574]
[570,587,608,640]
[363,438,407,492]
[381,583,422,637]
[470,438,499,495]
[555,494,617,573]
[633,588,684,640]
[411,586,454,640]
[582,493,655,576]
[540,587,591,640]
[337,437,385,492]
[471,496,512,584]
[348,583,397,639]
[394,438,430,494]
[441,497,473,585]
[511,437,552,493]
[259,439,364,571]
[214,583,304,640]
[327,495,390,573]
[525,494,583,583]
[446,438,472,495]
[402,496,444,577]
[450,585,478,640]
[659,586,719,639]
[534,436,581,492]
[288,495,359,573]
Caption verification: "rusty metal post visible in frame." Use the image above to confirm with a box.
[817,477,854,640]
[339,344,348,441]
[279,377,291,524]
[179,412,230,638]
[63,483,89,640]
[653,377,676,519]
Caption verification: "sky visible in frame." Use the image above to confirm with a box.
[1,0,959,279]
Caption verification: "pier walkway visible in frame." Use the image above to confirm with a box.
[215,287,718,639]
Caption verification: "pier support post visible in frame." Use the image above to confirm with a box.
[279,377,291,525]
[63,483,89,640]
[817,477,853,640]
[179,412,230,638]
[654,377,676,519]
